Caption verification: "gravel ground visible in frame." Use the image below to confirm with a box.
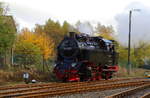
[50,86,136,98]
[124,88,150,98]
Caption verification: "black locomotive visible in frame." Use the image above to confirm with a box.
[53,32,119,82]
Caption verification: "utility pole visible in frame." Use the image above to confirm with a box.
[128,10,132,75]
[127,9,140,75]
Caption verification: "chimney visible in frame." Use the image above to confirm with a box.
[69,32,76,38]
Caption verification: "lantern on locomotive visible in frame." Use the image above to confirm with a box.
[53,32,119,82]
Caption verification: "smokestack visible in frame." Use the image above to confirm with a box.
[69,32,76,38]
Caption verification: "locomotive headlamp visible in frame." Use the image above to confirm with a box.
[71,63,77,67]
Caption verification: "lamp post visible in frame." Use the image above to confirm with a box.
[128,9,140,74]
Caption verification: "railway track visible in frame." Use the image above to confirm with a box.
[0,77,143,91]
[141,92,150,98]
[106,82,150,98]
[0,77,139,93]
[0,78,149,98]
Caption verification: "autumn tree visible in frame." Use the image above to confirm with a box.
[62,21,71,35]
[34,32,54,60]
[34,24,44,34]
[14,28,54,69]
[43,19,63,47]
[15,29,41,67]
[95,23,115,40]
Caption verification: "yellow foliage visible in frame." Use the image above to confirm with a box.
[34,33,54,59]
[98,33,114,40]
[17,29,54,60]
[95,24,115,40]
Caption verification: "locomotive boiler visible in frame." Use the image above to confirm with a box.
[53,32,119,82]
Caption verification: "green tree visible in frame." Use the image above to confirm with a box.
[133,41,150,67]
[62,21,71,35]
[117,45,128,66]
[0,2,16,67]
[117,41,150,68]
[43,19,63,47]
[15,40,41,68]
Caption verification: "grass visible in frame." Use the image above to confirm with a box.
[115,66,149,78]
[0,65,149,86]
[0,66,57,86]
[0,81,25,86]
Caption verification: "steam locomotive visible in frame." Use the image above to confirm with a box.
[53,32,119,82]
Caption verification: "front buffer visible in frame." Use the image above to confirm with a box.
[53,62,80,82]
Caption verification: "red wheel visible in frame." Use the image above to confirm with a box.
[104,72,112,80]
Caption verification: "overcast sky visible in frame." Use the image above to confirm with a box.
[1,0,150,46]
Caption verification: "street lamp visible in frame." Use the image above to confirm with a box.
[128,9,140,74]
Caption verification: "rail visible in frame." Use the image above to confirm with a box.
[106,83,150,98]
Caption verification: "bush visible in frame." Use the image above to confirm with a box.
[0,66,56,85]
